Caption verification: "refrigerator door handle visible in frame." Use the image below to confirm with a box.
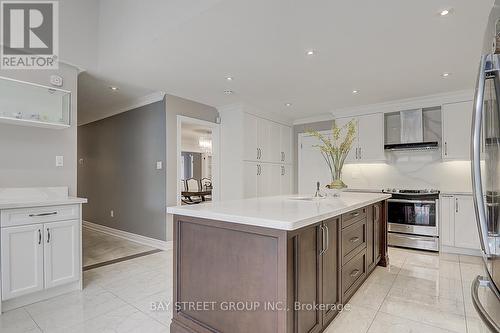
[471,54,491,256]
[471,276,500,333]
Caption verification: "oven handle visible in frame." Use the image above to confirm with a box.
[388,199,436,204]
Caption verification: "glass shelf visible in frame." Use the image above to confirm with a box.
[0,76,71,129]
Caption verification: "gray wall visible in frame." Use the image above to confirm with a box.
[77,100,167,241]
[293,120,333,193]
[0,64,79,195]
[165,94,218,241]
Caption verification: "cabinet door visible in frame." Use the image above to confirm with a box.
[334,117,358,163]
[454,195,481,250]
[322,218,340,325]
[257,118,272,162]
[243,162,259,198]
[280,125,292,164]
[44,220,80,289]
[442,101,473,160]
[373,203,382,264]
[260,164,281,197]
[358,113,385,161]
[440,195,455,247]
[1,224,44,300]
[366,206,375,271]
[269,121,282,163]
[292,225,323,333]
[243,113,259,161]
[280,165,292,195]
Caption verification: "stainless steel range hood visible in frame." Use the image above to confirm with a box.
[384,108,440,151]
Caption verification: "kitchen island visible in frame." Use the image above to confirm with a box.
[167,192,391,333]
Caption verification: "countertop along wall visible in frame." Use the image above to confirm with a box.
[294,122,473,194]
[0,64,79,195]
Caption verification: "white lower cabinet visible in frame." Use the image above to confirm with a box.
[44,220,80,289]
[1,205,82,307]
[1,224,44,300]
[243,162,292,198]
[440,194,481,252]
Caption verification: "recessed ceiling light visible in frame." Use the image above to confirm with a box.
[440,9,450,16]
[224,90,234,95]
[109,86,119,91]
[306,50,316,56]
[225,76,233,81]
[285,103,292,107]
[352,90,359,94]
[441,72,451,77]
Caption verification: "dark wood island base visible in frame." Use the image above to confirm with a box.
[171,200,389,333]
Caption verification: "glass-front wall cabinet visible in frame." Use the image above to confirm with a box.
[0,76,71,129]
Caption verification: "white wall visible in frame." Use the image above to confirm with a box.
[0,64,79,195]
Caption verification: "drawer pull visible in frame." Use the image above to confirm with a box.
[38,229,42,245]
[351,212,360,217]
[29,212,57,217]
[47,228,51,243]
[350,269,360,278]
[349,237,360,243]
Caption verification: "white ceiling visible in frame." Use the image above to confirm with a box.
[72,0,493,121]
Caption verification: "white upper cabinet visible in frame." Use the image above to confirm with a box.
[0,76,71,129]
[280,125,292,164]
[358,113,385,161]
[442,101,473,160]
[243,113,259,161]
[335,113,385,163]
[257,117,272,162]
[269,121,282,163]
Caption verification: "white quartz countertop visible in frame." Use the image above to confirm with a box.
[0,197,87,209]
[0,187,87,209]
[167,192,391,231]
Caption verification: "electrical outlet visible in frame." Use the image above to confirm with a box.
[110,210,114,218]
[56,156,64,167]
[156,161,163,170]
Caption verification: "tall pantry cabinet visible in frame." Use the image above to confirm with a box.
[220,105,294,200]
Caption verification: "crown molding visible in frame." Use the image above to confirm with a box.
[330,90,474,118]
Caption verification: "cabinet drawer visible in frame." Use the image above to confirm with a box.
[342,250,367,302]
[1,205,80,227]
[341,218,366,265]
[341,207,367,228]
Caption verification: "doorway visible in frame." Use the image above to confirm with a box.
[177,116,220,205]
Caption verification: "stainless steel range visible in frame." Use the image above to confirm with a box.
[383,188,440,251]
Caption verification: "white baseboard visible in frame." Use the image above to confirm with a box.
[83,221,172,251]
[441,245,482,257]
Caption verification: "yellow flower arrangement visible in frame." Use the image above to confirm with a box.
[307,119,357,189]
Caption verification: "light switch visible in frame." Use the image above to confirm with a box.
[156,161,163,170]
[56,156,64,167]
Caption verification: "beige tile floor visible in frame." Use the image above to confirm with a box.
[0,247,494,333]
[82,227,156,267]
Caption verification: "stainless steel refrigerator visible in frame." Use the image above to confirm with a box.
[471,1,500,331]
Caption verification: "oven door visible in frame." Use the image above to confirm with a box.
[388,199,438,236]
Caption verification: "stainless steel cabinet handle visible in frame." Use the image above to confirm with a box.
[256,148,259,159]
[29,212,57,217]
[324,224,329,253]
[455,198,459,213]
[444,142,448,156]
[350,269,360,277]
[359,147,362,159]
[471,276,500,333]
[47,228,51,243]
[471,54,491,256]
[388,199,436,204]
[283,152,285,162]
[38,229,41,245]
[349,237,360,243]
[319,225,326,256]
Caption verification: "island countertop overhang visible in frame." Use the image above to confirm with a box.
[167,192,391,231]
